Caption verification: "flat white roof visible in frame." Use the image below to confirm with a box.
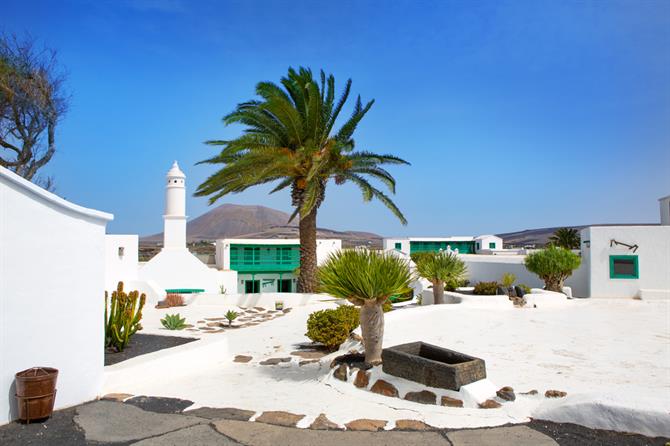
[385,236,476,242]
[218,238,340,244]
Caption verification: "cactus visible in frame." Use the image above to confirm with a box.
[105,281,146,352]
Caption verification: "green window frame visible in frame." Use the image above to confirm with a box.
[609,255,639,279]
[394,242,402,250]
[489,242,496,249]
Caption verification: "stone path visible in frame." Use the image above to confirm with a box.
[1,398,667,446]
[186,307,291,334]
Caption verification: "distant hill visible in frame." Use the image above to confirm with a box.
[497,224,659,247]
[141,203,382,248]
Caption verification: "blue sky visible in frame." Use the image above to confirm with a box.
[4,0,669,237]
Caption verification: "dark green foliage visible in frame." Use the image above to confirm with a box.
[519,284,532,294]
[382,299,393,312]
[318,249,413,306]
[195,67,410,292]
[105,282,146,351]
[473,281,499,295]
[161,313,187,330]
[306,305,360,350]
[525,246,581,292]
[548,227,581,249]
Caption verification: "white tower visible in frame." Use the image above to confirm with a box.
[163,161,187,249]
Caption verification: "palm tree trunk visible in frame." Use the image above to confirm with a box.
[360,301,384,365]
[433,280,445,304]
[297,209,318,293]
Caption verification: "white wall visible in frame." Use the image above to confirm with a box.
[581,226,670,299]
[460,254,588,297]
[104,235,138,291]
[660,196,670,226]
[0,167,112,425]
[383,238,410,254]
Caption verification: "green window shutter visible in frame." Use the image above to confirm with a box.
[489,242,496,249]
[609,255,639,279]
[394,242,402,250]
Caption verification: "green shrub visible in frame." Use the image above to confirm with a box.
[501,273,516,288]
[519,284,531,294]
[306,305,360,350]
[525,246,581,292]
[161,313,187,330]
[473,281,499,295]
[224,310,239,326]
[105,282,146,352]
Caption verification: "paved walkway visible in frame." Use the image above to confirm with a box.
[1,399,667,445]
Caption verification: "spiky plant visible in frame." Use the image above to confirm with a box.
[548,227,581,249]
[413,251,468,304]
[318,249,413,365]
[224,310,239,326]
[160,313,187,330]
[196,67,409,293]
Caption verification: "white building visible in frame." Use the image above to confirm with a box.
[0,166,112,425]
[215,238,341,293]
[383,235,503,255]
[578,199,670,299]
[106,161,236,301]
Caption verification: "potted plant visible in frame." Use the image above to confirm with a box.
[275,300,284,311]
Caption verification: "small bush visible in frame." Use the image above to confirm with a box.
[224,310,238,326]
[501,273,516,288]
[161,313,187,330]
[306,305,360,350]
[165,293,184,307]
[473,281,499,295]
[519,284,531,294]
[525,246,581,292]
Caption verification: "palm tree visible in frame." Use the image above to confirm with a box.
[548,227,581,249]
[195,67,409,292]
[318,249,413,365]
[412,251,467,304]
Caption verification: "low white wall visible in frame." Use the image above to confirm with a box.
[0,167,112,425]
[461,254,588,297]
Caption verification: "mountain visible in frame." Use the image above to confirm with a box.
[497,224,658,247]
[141,203,382,248]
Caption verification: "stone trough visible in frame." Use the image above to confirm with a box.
[381,342,486,391]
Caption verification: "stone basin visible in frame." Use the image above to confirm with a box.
[381,342,486,391]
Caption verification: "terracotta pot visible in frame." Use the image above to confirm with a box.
[15,367,58,422]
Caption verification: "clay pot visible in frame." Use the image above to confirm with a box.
[15,367,58,422]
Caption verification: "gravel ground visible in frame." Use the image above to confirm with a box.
[527,419,670,446]
[105,333,197,366]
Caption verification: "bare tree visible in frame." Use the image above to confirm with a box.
[0,35,67,189]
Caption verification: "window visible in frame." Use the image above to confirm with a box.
[244,280,260,293]
[475,242,480,250]
[609,255,639,279]
[489,242,496,249]
[394,242,402,250]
